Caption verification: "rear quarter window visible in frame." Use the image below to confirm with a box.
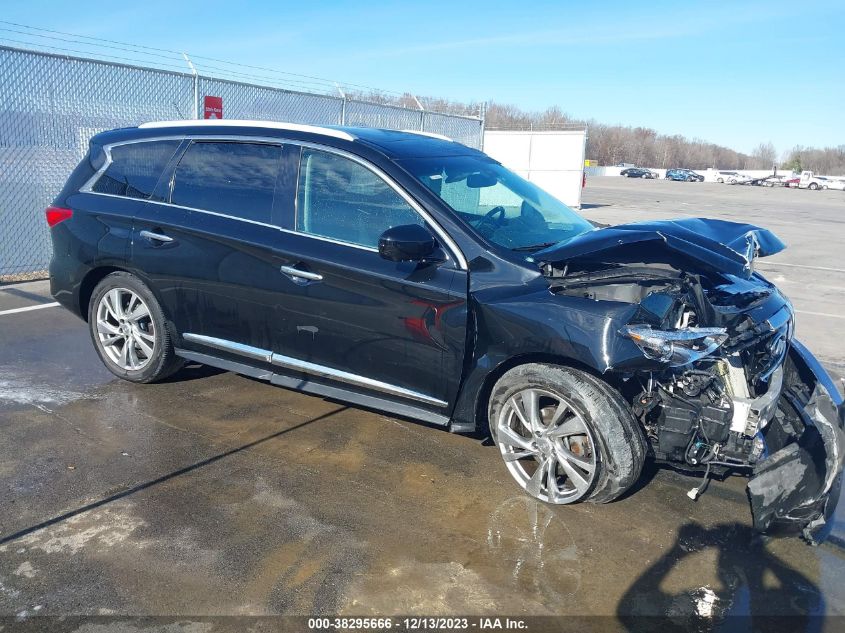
[170,141,282,224]
[91,140,180,199]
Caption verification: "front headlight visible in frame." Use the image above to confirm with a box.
[622,325,729,366]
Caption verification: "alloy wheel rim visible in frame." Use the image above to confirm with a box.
[95,288,156,371]
[496,388,597,504]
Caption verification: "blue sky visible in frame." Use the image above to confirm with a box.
[3,0,843,154]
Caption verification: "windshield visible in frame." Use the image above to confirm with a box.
[399,154,594,251]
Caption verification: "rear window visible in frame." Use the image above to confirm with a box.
[171,141,282,224]
[91,140,180,199]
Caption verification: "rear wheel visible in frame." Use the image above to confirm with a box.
[488,364,646,504]
[809,183,819,190]
[717,178,724,183]
[88,272,183,383]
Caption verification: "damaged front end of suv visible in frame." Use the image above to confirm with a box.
[536,218,845,544]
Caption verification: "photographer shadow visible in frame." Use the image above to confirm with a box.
[617,522,825,633]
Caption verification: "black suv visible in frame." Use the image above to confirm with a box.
[49,121,844,541]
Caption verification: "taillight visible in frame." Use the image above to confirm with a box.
[46,206,73,227]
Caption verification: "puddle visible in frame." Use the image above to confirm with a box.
[0,370,90,408]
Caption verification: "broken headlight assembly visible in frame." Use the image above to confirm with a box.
[622,325,729,367]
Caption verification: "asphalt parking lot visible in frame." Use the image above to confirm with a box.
[1,177,844,627]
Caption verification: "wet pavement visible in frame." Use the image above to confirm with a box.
[1,180,845,628]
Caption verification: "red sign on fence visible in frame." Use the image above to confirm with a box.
[203,96,223,119]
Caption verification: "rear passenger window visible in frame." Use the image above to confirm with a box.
[92,140,180,199]
[171,142,282,223]
[296,148,423,248]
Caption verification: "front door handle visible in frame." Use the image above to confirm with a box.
[280,265,323,282]
[139,230,174,243]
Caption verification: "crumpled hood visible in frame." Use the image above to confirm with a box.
[536,218,786,279]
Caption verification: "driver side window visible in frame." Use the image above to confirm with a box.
[296,148,424,249]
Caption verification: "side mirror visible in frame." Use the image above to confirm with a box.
[378,224,442,263]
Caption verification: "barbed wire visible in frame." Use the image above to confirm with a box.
[0,20,451,101]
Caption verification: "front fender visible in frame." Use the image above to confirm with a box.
[449,291,655,432]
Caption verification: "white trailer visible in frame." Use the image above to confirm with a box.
[482,130,587,208]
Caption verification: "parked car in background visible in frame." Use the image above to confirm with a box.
[715,171,741,183]
[620,167,657,179]
[822,179,845,191]
[666,169,704,182]
[728,175,755,185]
[47,120,845,544]
[717,172,754,185]
[759,175,789,187]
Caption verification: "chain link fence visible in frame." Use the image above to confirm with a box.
[0,45,484,280]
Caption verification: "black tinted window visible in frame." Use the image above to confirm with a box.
[171,142,282,223]
[92,140,179,199]
[296,148,422,248]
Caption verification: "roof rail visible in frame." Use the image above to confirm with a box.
[400,129,453,142]
[138,119,356,142]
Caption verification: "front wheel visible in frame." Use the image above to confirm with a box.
[88,272,183,383]
[809,183,819,190]
[488,364,646,504]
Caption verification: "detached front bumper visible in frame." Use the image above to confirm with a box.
[747,340,845,544]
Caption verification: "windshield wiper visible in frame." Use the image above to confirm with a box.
[512,241,559,252]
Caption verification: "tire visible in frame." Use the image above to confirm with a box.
[488,363,646,505]
[809,183,818,190]
[641,174,648,179]
[88,271,183,383]
[717,178,724,183]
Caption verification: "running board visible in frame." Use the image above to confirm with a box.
[175,348,451,427]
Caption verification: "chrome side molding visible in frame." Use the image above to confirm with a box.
[182,333,272,363]
[182,332,447,408]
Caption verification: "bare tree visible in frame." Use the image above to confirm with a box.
[342,91,842,174]
[751,142,778,169]
[782,145,845,175]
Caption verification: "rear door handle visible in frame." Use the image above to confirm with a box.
[280,265,323,282]
[139,230,174,243]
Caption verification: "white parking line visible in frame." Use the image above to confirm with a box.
[758,262,845,274]
[796,310,844,320]
[0,302,60,317]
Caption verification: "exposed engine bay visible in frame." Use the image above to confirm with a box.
[547,264,789,470]
[537,224,845,543]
